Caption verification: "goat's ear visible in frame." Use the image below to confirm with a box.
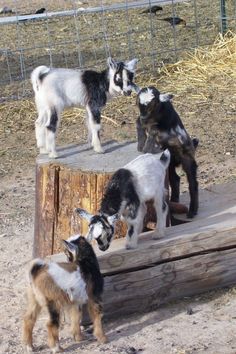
[86,232,93,243]
[107,213,119,225]
[132,84,141,94]
[62,240,77,260]
[159,93,174,102]
[125,58,138,72]
[75,208,93,222]
[107,57,117,70]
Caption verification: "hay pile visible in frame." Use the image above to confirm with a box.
[154,31,236,102]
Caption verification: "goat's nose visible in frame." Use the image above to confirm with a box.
[99,244,109,252]
[123,90,131,97]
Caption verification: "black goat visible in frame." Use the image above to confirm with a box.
[136,86,198,218]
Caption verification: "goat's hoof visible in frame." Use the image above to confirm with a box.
[97,335,108,344]
[74,333,85,342]
[51,344,64,353]
[39,148,48,154]
[94,146,104,154]
[125,243,137,250]
[187,210,197,218]
[49,152,58,159]
[25,345,34,353]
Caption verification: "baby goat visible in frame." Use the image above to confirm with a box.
[23,235,107,353]
[75,150,170,251]
[31,57,138,158]
[136,86,198,218]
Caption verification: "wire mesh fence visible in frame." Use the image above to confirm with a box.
[0,0,235,101]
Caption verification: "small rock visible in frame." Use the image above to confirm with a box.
[187,306,194,315]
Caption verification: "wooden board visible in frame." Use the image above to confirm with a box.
[49,182,236,321]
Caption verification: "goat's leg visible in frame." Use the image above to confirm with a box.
[35,112,47,153]
[86,105,104,153]
[22,287,42,353]
[153,195,168,239]
[87,299,107,344]
[125,203,146,249]
[46,301,62,353]
[169,162,180,202]
[70,304,84,342]
[182,158,198,218]
[46,108,59,158]
[136,118,147,152]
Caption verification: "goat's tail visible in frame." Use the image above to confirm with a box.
[160,149,171,169]
[28,258,46,282]
[31,65,50,92]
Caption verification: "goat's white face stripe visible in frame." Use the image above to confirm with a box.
[139,88,154,105]
[122,70,132,92]
[91,222,103,239]
[48,263,88,303]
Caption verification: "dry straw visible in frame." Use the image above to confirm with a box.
[156,31,236,101]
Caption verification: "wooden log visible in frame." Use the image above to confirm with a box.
[34,141,159,257]
[50,182,236,322]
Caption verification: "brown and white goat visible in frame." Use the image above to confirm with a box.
[22,235,107,353]
[136,86,199,218]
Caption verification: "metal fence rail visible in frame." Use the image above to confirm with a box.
[0,0,235,101]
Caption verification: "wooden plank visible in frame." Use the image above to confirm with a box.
[102,248,236,319]
[33,164,59,257]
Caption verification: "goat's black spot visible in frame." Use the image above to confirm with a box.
[38,71,49,82]
[47,301,60,327]
[82,70,108,108]
[100,168,140,220]
[162,200,167,212]
[70,236,104,298]
[30,263,44,279]
[47,109,58,133]
[96,236,104,247]
[128,226,134,238]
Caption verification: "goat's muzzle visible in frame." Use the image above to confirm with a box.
[123,90,132,97]
[99,244,110,252]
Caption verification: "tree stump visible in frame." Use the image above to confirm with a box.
[34,140,159,257]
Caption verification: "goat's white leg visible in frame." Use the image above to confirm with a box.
[86,105,104,153]
[45,108,59,158]
[35,112,47,153]
[46,130,58,158]
[153,196,168,239]
[125,204,146,249]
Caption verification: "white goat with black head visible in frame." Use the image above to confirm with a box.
[22,235,107,354]
[136,86,199,218]
[75,150,170,251]
[31,57,138,158]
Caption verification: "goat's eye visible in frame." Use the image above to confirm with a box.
[96,236,104,246]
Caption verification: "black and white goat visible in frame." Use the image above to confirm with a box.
[31,57,138,158]
[75,150,170,251]
[22,235,107,353]
[136,86,198,218]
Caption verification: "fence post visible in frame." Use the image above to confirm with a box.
[220,0,227,34]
